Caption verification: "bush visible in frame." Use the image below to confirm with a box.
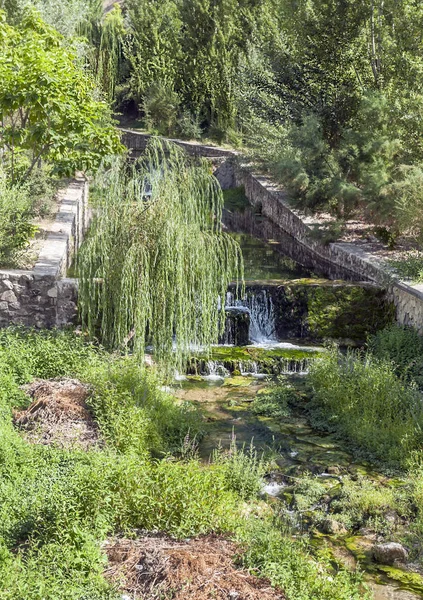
[388,252,423,283]
[0,175,37,265]
[251,382,294,418]
[176,110,202,140]
[307,349,423,468]
[212,438,267,500]
[369,324,423,387]
[143,82,179,135]
[236,518,370,600]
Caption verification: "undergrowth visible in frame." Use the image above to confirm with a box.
[0,327,366,600]
[307,349,423,469]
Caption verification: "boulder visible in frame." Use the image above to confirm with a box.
[320,518,347,535]
[372,542,408,565]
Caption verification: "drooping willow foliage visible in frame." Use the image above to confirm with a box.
[78,139,243,372]
[79,1,125,102]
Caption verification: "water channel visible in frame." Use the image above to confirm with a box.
[171,188,423,599]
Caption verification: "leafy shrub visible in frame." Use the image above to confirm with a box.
[308,349,423,468]
[176,110,202,140]
[143,82,180,135]
[85,356,203,457]
[292,473,326,512]
[26,166,59,217]
[251,382,294,418]
[388,251,423,283]
[212,438,267,500]
[237,518,370,600]
[330,476,406,532]
[369,324,423,387]
[0,175,37,265]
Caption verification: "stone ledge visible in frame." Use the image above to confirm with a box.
[0,178,88,328]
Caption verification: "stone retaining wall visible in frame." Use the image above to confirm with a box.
[122,130,423,332]
[0,179,87,328]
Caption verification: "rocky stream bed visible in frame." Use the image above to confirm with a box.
[174,376,423,600]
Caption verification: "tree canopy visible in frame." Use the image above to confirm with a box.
[0,8,123,183]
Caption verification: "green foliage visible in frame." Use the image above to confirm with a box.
[369,324,423,388]
[236,517,370,600]
[176,110,203,140]
[124,0,269,135]
[143,82,180,136]
[308,349,423,468]
[85,357,203,458]
[0,8,123,184]
[0,328,242,596]
[212,438,267,500]
[388,252,423,283]
[251,381,294,418]
[78,139,243,372]
[0,172,38,265]
[329,476,406,532]
[293,473,327,512]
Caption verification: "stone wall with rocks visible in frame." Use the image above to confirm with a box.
[0,179,88,328]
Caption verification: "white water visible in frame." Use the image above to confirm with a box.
[202,360,230,381]
[226,290,277,344]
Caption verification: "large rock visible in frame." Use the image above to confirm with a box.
[222,307,250,346]
[372,542,408,565]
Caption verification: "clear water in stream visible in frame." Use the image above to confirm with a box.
[173,377,423,600]
[229,232,316,282]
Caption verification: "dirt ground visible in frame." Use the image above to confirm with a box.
[104,534,284,600]
[14,378,101,449]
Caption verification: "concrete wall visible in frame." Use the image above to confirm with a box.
[0,179,87,328]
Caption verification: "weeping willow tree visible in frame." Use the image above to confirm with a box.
[78,139,243,372]
[79,0,125,102]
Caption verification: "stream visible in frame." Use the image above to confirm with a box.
[172,190,423,599]
[174,377,423,600]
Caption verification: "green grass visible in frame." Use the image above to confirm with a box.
[307,349,423,468]
[0,327,367,600]
[368,324,423,388]
[388,252,423,282]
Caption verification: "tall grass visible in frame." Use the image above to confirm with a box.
[369,324,423,388]
[308,349,423,468]
[0,328,368,599]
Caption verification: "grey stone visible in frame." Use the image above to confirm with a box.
[320,518,347,535]
[1,290,17,303]
[0,280,13,290]
[372,542,408,565]
[0,302,8,311]
[47,287,58,298]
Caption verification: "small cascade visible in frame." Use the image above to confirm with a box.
[203,360,230,380]
[239,360,259,376]
[226,290,277,344]
[279,357,310,375]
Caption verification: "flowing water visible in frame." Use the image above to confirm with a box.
[174,377,423,599]
[176,188,423,598]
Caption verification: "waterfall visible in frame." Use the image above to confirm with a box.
[203,360,230,380]
[226,289,277,344]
